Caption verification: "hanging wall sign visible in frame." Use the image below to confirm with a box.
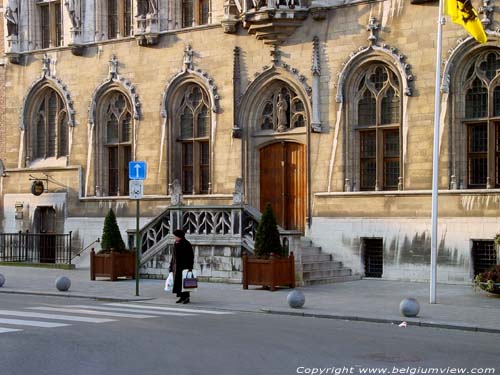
[31,180,44,196]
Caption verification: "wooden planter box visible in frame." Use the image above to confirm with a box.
[90,250,136,281]
[242,252,295,291]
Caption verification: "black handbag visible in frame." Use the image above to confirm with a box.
[183,270,198,289]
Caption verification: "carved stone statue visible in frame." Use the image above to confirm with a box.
[183,45,194,71]
[65,0,81,29]
[276,93,288,131]
[148,0,158,14]
[4,0,19,37]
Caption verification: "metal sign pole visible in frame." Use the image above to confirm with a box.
[136,198,140,296]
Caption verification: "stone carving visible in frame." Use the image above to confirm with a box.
[479,0,494,28]
[109,55,119,79]
[89,55,141,125]
[183,45,194,71]
[336,43,414,102]
[161,51,220,117]
[4,0,18,37]
[170,179,182,206]
[276,93,288,132]
[222,0,239,33]
[233,47,242,138]
[19,55,76,130]
[65,0,81,30]
[367,17,379,45]
[233,177,244,204]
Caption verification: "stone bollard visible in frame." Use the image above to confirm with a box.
[0,274,4,287]
[400,297,420,317]
[287,290,305,308]
[55,276,71,292]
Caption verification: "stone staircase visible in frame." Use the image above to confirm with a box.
[300,238,361,285]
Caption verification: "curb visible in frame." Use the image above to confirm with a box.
[260,309,500,334]
[0,289,155,302]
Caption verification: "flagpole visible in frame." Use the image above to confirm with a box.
[430,0,445,304]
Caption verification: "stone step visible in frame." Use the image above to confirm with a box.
[299,238,313,247]
[303,268,352,279]
[300,246,322,255]
[303,274,362,285]
[302,261,344,271]
[301,254,332,263]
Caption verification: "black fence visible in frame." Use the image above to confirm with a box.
[0,231,73,264]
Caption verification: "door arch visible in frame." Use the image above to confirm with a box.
[260,142,306,232]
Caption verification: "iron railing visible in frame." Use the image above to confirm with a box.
[0,231,73,264]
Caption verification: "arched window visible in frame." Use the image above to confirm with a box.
[30,87,68,161]
[97,91,133,196]
[173,84,211,194]
[352,63,401,191]
[259,85,306,132]
[461,50,500,188]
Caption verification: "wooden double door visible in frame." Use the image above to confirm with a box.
[259,142,306,232]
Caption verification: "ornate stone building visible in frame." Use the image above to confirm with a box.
[1,0,499,284]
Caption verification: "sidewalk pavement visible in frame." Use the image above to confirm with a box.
[0,265,499,333]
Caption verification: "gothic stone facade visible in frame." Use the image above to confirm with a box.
[1,0,500,283]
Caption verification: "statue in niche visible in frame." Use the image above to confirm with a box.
[138,0,158,15]
[183,45,194,71]
[4,0,19,37]
[276,93,288,132]
[65,0,81,29]
[148,0,158,14]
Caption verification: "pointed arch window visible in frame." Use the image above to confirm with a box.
[31,88,68,161]
[259,85,306,132]
[98,91,133,196]
[174,84,211,194]
[461,50,500,188]
[353,64,401,191]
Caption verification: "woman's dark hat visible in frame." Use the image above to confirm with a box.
[173,229,185,238]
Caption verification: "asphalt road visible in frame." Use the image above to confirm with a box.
[0,294,498,375]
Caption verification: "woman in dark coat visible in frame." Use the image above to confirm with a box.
[169,229,194,304]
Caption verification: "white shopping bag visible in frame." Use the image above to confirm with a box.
[164,272,174,292]
[181,269,198,292]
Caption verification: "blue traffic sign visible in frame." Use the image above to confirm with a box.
[129,161,147,180]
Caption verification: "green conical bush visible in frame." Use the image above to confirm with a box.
[101,208,126,253]
[254,203,283,257]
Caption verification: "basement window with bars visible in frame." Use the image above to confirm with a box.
[362,238,383,278]
[471,240,497,276]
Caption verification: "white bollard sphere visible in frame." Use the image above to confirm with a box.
[400,297,420,317]
[55,276,71,292]
[287,290,305,308]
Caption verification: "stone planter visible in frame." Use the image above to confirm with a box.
[242,252,295,291]
[90,250,136,281]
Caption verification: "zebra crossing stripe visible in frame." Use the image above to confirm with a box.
[105,303,235,315]
[0,318,69,328]
[0,327,22,334]
[67,305,197,317]
[28,307,158,319]
[0,310,115,323]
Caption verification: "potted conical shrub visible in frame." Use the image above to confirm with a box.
[91,209,135,281]
[242,203,295,291]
